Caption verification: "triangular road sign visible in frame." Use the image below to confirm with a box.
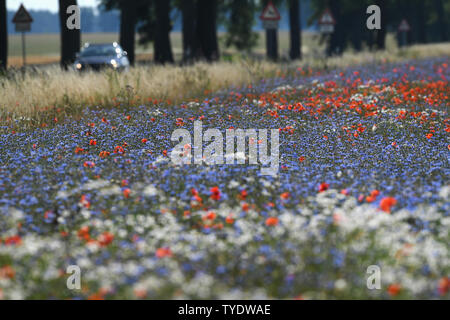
[398,19,410,32]
[260,1,281,21]
[318,8,335,25]
[12,4,33,24]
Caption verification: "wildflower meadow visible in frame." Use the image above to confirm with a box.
[0,56,449,300]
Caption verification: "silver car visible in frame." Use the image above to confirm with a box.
[74,42,130,72]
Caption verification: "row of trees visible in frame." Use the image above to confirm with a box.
[101,0,304,66]
[103,0,257,65]
[100,0,449,65]
[102,0,301,63]
[312,0,449,56]
[0,0,303,69]
[0,0,449,71]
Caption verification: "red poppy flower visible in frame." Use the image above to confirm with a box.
[98,232,114,247]
[225,215,235,224]
[0,265,15,279]
[318,182,329,193]
[156,247,173,258]
[280,192,290,200]
[265,217,279,227]
[80,195,91,209]
[371,190,380,198]
[387,283,401,296]
[83,161,95,168]
[114,146,125,154]
[203,212,217,221]
[4,235,22,246]
[238,190,248,200]
[77,226,90,241]
[88,292,105,300]
[210,187,221,201]
[134,289,147,299]
[438,277,449,296]
[99,151,110,158]
[380,197,397,213]
[175,118,184,126]
[123,188,131,198]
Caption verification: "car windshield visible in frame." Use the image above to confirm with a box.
[80,46,118,57]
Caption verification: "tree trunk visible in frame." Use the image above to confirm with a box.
[266,29,278,61]
[154,0,173,64]
[348,6,363,52]
[375,0,387,49]
[196,0,219,61]
[59,0,80,69]
[119,0,137,66]
[416,0,426,43]
[73,13,81,57]
[289,0,301,60]
[0,0,7,71]
[181,0,196,63]
[327,0,343,56]
[434,0,448,42]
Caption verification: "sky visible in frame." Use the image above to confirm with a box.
[8,0,99,13]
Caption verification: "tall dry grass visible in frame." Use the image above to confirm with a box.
[1,42,449,126]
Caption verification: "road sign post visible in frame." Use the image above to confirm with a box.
[260,1,281,61]
[12,4,33,67]
[318,7,336,60]
[398,19,410,48]
[21,32,26,66]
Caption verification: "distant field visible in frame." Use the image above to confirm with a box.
[7,31,321,66]
[8,33,121,66]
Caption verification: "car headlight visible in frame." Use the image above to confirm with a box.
[110,59,118,68]
[75,62,82,70]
